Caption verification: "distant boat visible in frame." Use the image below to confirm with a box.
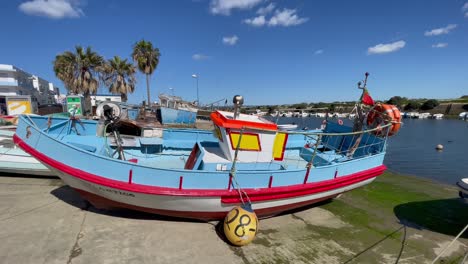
[158,94,198,125]
[251,109,267,116]
[419,113,431,119]
[277,124,298,131]
[459,112,468,120]
[431,113,444,119]
[406,112,419,119]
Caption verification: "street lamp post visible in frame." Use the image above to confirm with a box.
[191,74,199,105]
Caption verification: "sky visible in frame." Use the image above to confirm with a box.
[1,0,467,105]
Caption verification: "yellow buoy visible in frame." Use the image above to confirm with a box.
[223,205,258,246]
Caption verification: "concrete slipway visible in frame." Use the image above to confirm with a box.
[0,172,466,264]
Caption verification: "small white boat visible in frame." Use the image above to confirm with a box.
[419,113,431,119]
[431,113,444,119]
[459,112,468,120]
[408,112,419,118]
[457,178,468,198]
[0,129,51,176]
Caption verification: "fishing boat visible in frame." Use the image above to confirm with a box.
[0,115,17,125]
[14,75,401,220]
[158,94,198,125]
[0,129,51,176]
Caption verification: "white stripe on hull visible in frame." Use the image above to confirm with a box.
[50,165,376,214]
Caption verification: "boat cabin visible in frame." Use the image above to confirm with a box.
[184,110,289,171]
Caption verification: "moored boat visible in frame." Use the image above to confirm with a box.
[0,129,51,176]
[158,94,198,125]
[14,75,401,220]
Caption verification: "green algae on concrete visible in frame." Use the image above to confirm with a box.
[236,172,468,264]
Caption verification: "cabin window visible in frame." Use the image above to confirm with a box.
[229,132,261,151]
[214,125,223,142]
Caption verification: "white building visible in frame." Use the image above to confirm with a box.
[0,64,60,113]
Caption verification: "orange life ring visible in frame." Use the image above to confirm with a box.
[366,103,401,136]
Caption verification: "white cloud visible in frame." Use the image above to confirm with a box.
[314,49,324,55]
[222,35,239,45]
[192,54,210,60]
[210,0,263,15]
[18,0,83,19]
[424,24,457,36]
[268,8,308,27]
[256,3,275,15]
[463,2,468,17]
[244,8,308,27]
[367,40,406,55]
[432,43,448,48]
[244,15,266,27]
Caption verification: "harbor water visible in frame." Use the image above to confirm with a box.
[271,117,468,185]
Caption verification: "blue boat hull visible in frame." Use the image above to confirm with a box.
[14,115,387,220]
[160,107,197,125]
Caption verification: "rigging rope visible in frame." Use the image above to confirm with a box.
[229,128,252,207]
[430,223,468,264]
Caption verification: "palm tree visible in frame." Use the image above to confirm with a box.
[102,56,136,102]
[53,46,104,113]
[131,40,160,105]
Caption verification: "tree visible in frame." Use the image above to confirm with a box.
[387,96,408,108]
[291,102,308,109]
[53,46,104,114]
[404,100,421,111]
[102,56,136,102]
[132,40,160,105]
[420,99,439,110]
[267,106,276,114]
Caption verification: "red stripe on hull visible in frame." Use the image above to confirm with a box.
[222,167,380,204]
[74,188,338,221]
[14,134,386,202]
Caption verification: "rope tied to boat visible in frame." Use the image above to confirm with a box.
[229,128,252,207]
